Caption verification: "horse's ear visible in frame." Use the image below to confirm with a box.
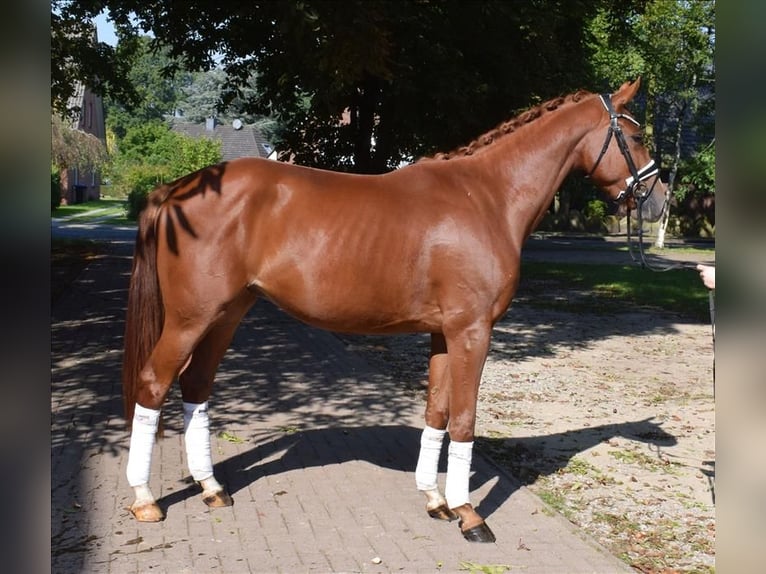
[611,77,641,106]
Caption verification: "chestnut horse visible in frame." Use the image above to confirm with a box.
[122,79,666,542]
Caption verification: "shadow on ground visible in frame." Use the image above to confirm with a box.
[152,419,677,523]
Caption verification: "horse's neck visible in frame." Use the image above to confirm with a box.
[476,108,593,240]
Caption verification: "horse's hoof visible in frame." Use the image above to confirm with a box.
[202,490,233,508]
[427,504,458,521]
[129,501,165,522]
[460,521,496,543]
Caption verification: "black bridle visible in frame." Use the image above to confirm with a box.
[586,94,660,203]
[586,94,688,273]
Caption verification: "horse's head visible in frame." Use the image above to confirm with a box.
[581,78,667,222]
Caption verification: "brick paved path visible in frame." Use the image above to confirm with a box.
[51,242,631,573]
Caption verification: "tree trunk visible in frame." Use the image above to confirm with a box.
[351,74,382,174]
[654,189,671,248]
[655,91,690,248]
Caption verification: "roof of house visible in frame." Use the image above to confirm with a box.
[66,82,87,128]
[170,118,275,161]
[64,80,106,142]
[67,81,97,129]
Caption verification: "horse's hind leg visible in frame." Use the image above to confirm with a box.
[416,333,456,521]
[127,323,206,521]
[178,299,254,510]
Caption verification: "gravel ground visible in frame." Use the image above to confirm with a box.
[337,262,715,573]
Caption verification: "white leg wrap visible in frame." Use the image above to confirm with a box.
[199,475,224,495]
[126,404,160,487]
[132,483,155,504]
[445,440,473,509]
[183,401,214,483]
[415,426,447,491]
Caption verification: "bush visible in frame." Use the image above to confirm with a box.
[176,136,222,177]
[107,121,223,220]
[675,143,715,202]
[51,170,62,210]
[583,199,607,232]
[123,165,169,220]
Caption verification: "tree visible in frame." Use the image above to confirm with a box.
[51,1,140,116]
[174,68,226,123]
[173,68,279,135]
[640,0,715,245]
[107,120,222,182]
[103,35,191,139]
[51,113,109,208]
[51,114,108,174]
[586,0,715,243]
[210,0,606,172]
[52,0,625,173]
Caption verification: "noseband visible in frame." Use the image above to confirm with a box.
[586,94,659,205]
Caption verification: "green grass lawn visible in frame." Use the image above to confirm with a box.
[519,261,710,322]
[52,198,132,224]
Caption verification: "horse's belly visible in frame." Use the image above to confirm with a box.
[250,271,441,335]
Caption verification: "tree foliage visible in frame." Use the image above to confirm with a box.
[51,1,141,117]
[586,0,715,186]
[102,35,190,139]
[108,121,222,180]
[51,1,714,236]
[51,114,108,172]
[585,0,715,240]
[174,68,226,123]
[677,140,715,201]
[53,0,626,173]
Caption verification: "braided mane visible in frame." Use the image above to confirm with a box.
[426,90,592,161]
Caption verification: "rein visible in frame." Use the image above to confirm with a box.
[625,208,698,272]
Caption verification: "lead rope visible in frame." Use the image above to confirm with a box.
[627,199,690,272]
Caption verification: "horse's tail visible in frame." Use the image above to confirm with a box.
[122,190,169,433]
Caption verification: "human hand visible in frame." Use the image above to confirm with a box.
[696,264,715,290]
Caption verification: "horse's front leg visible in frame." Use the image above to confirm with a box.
[443,322,496,543]
[415,335,455,520]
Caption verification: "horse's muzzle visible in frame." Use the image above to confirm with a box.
[637,178,668,223]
